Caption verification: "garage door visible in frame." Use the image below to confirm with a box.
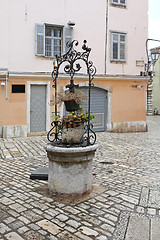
[80,87,107,132]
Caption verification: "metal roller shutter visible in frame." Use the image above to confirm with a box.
[80,87,107,132]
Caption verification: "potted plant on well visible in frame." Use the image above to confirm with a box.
[53,87,86,112]
[62,109,94,144]
[52,108,94,144]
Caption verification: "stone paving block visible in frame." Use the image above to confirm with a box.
[79,226,99,237]
[24,230,46,240]
[57,231,80,240]
[51,218,66,228]
[38,229,48,235]
[99,216,115,227]
[151,218,160,240]
[125,214,150,240]
[9,220,24,230]
[56,214,69,222]
[74,231,93,240]
[0,223,11,234]
[119,194,139,205]
[66,219,81,228]
[64,225,76,233]
[49,235,58,240]
[148,189,160,208]
[1,197,14,205]
[23,210,43,222]
[147,208,156,215]
[97,236,108,240]
[18,226,29,234]
[37,219,61,235]
[9,203,27,213]
[101,223,115,233]
[5,232,24,240]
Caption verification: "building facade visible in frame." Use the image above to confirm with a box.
[152,58,160,114]
[0,0,148,138]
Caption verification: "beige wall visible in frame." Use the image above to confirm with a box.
[0,79,27,126]
[0,75,147,125]
[0,75,147,136]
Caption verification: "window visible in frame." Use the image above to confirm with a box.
[111,32,126,62]
[35,24,73,58]
[111,0,126,7]
[45,26,62,57]
[12,85,25,93]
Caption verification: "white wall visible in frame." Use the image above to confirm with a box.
[106,0,148,75]
[0,0,148,75]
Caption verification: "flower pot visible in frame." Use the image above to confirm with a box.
[62,125,84,144]
[64,100,79,112]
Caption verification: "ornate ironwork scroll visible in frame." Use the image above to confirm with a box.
[47,40,96,146]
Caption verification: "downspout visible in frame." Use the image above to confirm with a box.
[104,0,109,74]
[6,73,8,100]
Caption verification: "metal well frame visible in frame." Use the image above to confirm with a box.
[47,40,96,146]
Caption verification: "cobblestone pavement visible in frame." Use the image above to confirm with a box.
[1,116,160,239]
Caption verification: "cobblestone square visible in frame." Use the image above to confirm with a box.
[1,116,160,239]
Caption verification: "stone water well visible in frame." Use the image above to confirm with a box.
[46,40,98,195]
[45,144,98,195]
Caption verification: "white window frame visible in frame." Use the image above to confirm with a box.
[35,23,73,58]
[111,32,126,62]
[111,0,127,7]
[45,26,63,58]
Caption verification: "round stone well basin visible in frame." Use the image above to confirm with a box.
[45,143,98,195]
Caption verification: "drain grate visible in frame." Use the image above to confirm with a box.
[100,161,113,164]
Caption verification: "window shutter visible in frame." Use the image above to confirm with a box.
[112,0,126,5]
[120,0,126,4]
[111,33,118,61]
[64,27,73,54]
[120,34,126,61]
[111,32,126,61]
[35,24,45,56]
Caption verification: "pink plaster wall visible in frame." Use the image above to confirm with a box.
[0,0,148,75]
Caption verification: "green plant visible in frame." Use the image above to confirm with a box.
[53,109,95,129]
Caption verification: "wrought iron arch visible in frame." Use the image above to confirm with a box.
[47,40,97,146]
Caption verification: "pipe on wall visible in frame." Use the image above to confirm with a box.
[104,0,109,74]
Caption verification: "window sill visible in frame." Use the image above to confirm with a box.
[110,60,126,64]
[36,55,57,60]
[110,3,127,9]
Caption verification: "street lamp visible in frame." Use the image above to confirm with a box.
[146,38,160,74]
[145,38,160,115]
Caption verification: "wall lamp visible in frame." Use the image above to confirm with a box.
[68,21,75,27]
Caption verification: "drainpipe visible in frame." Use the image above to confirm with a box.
[6,73,8,100]
[104,0,108,74]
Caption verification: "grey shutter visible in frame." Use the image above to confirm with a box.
[120,34,126,61]
[64,27,73,54]
[35,24,45,56]
[120,0,126,5]
[111,33,118,61]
